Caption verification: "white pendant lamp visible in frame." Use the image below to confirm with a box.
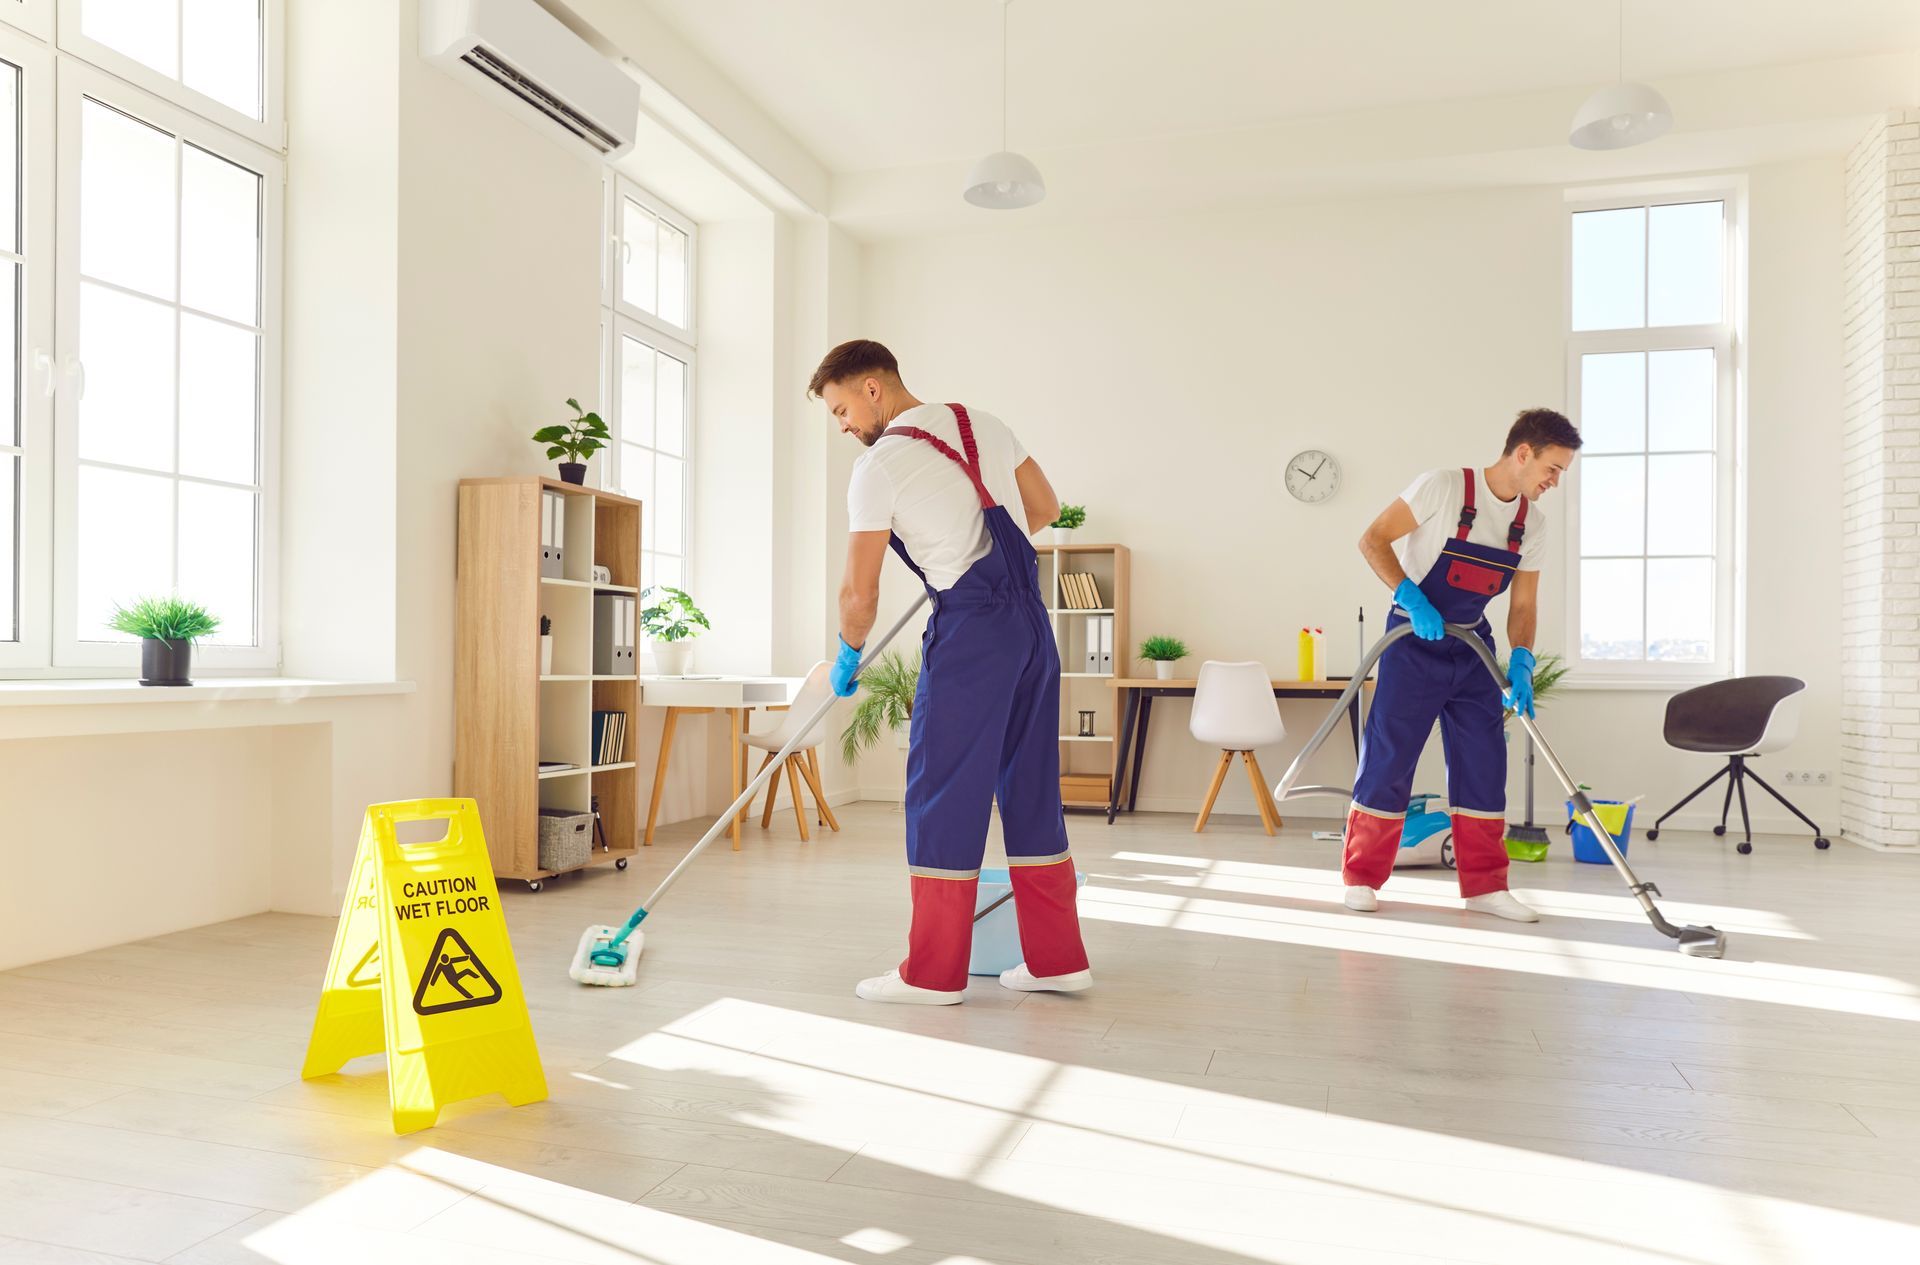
[964,0,1045,209]
[1569,0,1673,150]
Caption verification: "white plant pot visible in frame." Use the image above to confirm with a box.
[654,640,694,676]
[1154,659,1178,680]
[894,724,912,750]
[1051,527,1074,545]
[540,635,554,676]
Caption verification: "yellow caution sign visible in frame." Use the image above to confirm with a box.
[301,799,547,1134]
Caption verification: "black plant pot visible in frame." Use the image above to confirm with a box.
[140,637,194,687]
[558,462,587,485]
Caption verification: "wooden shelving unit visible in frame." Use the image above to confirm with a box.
[1038,543,1130,813]
[456,476,643,891]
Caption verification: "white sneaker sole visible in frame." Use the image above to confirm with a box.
[1000,968,1093,993]
[855,979,964,1005]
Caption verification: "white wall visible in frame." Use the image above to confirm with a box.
[854,159,1845,835]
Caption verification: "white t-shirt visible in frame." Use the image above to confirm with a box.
[1394,466,1551,585]
[847,403,1029,591]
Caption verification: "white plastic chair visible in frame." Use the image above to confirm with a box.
[746,661,840,841]
[1189,660,1286,836]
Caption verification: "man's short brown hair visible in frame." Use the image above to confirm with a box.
[807,339,899,400]
[1504,408,1582,456]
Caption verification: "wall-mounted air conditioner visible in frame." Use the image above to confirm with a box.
[421,0,639,159]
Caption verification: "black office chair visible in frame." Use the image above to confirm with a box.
[1641,676,1829,854]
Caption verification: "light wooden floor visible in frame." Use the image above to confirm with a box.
[3,803,1918,1264]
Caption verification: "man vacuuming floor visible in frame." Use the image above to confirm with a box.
[1343,409,1583,922]
[811,339,1093,1005]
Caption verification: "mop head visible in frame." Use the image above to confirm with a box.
[570,924,642,986]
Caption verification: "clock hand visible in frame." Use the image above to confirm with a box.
[1311,458,1327,477]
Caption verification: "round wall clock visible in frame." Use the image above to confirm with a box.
[1285,450,1340,503]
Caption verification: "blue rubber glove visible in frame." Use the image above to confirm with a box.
[1393,578,1445,641]
[1505,646,1537,718]
[830,636,864,698]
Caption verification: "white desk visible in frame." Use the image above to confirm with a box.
[638,674,803,849]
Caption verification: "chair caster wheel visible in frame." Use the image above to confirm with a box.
[1815,837,1831,850]
[527,880,544,892]
[1736,841,1752,855]
[1645,828,1660,841]
[616,857,629,870]
[1712,825,1726,837]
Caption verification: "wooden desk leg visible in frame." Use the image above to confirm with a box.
[1108,690,1141,824]
[645,707,680,846]
[735,710,752,828]
[730,708,743,851]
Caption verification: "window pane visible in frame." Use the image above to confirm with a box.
[1571,206,1644,331]
[1647,454,1714,555]
[0,262,16,447]
[79,282,176,472]
[655,454,683,554]
[640,551,654,592]
[1579,455,1644,555]
[655,553,683,592]
[1649,201,1722,327]
[1648,558,1713,662]
[182,0,262,119]
[82,0,182,79]
[1648,348,1714,452]
[0,60,19,254]
[1,454,15,642]
[178,314,256,485]
[78,464,173,641]
[180,144,260,325]
[655,351,686,457]
[1581,558,1644,661]
[1578,352,1643,454]
[620,200,657,314]
[618,334,654,448]
[177,480,254,645]
[80,99,178,301]
[658,222,687,327]
[623,443,653,546]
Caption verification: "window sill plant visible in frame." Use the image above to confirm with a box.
[532,398,610,485]
[109,596,221,687]
[641,586,710,675]
[1139,634,1188,681]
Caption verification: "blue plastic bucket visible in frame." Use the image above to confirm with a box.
[969,866,1089,976]
[1568,799,1634,865]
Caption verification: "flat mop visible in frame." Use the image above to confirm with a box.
[571,595,931,986]
[1270,621,1728,959]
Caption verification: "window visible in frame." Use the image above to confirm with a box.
[601,176,694,605]
[56,0,280,146]
[2,2,281,675]
[1565,191,1741,682]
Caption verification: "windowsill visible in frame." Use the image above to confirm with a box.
[1560,673,1724,693]
[0,677,417,707]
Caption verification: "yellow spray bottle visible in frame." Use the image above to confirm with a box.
[1297,627,1315,682]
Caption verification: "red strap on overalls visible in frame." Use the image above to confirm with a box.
[883,404,997,510]
[1455,467,1527,548]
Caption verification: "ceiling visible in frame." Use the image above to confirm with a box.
[635,0,1920,175]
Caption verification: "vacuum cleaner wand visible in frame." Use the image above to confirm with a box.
[1272,621,1727,959]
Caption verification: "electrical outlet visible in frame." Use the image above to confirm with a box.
[1780,771,1799,785]
[1814,770,1831,786]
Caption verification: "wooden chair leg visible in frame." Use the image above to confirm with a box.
[644,707,679,846]
[1241,751,1278,836]
[801,748,840,832]
[787,757,811,841]
[1244,751,1283,833]
[760,751,783,828]
[748,752,776,825]
[1194,750,1233,833]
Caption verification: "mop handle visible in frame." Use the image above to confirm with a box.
[621,593,932,926]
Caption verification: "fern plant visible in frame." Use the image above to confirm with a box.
[1501,651,1568,722]
[1138,634,1188,662]
[840,650,920,764]
[107,596,220,642]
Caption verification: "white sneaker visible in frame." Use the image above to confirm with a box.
[999,963,1093,993]
[1343,885,1379,912]
[1463,891,1539,923]
[855,969,964,1005]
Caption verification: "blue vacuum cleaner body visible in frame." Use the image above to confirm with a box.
[1394,793,1455,869]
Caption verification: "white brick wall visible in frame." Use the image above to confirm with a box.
[1841,110,1920,850]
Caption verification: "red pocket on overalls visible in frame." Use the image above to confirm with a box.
[1444,552,1505,597]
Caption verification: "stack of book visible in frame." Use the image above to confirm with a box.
[1059,573,1105,609]
[592,710,628,765]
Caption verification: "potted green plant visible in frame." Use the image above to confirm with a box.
[531,398,610,485]
[109,596,221,687]
[641,585,710,675]
[1049,504,1087,545]
[840,651,920,762]
[1138,634,1188,681]
[540,614,554,676]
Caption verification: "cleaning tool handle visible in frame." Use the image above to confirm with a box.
[625,593,933,922]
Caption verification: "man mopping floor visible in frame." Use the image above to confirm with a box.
[1343,409,1583,922]
[810,339,1092,1005]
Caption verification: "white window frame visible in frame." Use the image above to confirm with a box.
[1562,179,1746,688]
[51,58,281,670]
[54,0,284,151]
[0,24,53,669]
[609,174,695,347]
[1,0,53,41]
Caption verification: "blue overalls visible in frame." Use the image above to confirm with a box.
[881,405,1091,992]
[1343,468,1529,897]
